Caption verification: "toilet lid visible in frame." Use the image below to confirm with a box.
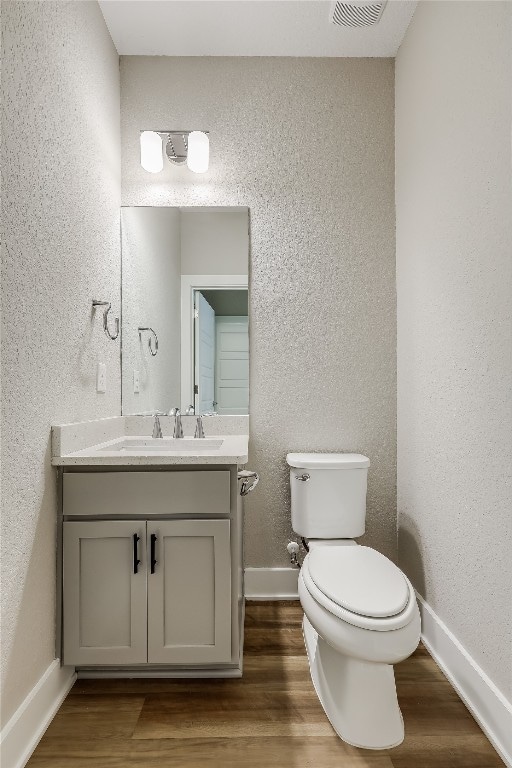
[307,546,409,618]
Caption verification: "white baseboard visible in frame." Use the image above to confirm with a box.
[417,594,512,767]
[244,567,299,600]
[0,660,76,768]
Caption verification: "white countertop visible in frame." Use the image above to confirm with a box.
[52,433,249,466]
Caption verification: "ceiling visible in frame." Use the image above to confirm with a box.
[99,0,417,58]
[201,290,249,317]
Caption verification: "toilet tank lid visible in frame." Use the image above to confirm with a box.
[286,453,370,469]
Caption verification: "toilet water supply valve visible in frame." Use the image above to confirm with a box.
[287,537,309,568]
[287,541,300,568]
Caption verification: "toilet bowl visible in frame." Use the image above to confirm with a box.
[298,542,420,749]
[287,452,421,750]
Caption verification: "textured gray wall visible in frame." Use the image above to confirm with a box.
[121,57,396,566]
[396,2,512,698]
[180,209,249,276]
[1,1,120,725]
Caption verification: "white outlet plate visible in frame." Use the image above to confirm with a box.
[133,370,140,393]
[96,363,106,393]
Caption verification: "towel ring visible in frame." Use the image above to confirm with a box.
[92,300,119,341]
[138,327,159,356]
[238,470,259,496]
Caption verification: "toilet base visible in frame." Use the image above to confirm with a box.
[302,614,404,750]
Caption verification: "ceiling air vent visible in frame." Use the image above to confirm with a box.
[330,0,388,27]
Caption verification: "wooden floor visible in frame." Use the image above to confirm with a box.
[28,602,504,768]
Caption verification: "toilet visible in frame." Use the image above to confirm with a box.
[287,452,420,750]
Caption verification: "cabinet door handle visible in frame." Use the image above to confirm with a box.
[133,533,140,574]
[150,533,157,574]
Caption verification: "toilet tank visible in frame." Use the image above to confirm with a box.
[287,453,370,538]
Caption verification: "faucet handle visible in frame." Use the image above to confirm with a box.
[173,408,184,439]
[194,416,205,439]
[169,406,180,416]
[152,413,163,439]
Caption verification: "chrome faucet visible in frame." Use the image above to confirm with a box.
[170,407,183,439]
[194,415,205,439]
[152,413,163,439]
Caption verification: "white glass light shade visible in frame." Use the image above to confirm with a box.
[186,131,209,174]
[140,131,163,173]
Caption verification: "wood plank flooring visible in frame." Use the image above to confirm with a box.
[27,602,504,768]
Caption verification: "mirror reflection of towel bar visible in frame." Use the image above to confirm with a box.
[138,326,159,356]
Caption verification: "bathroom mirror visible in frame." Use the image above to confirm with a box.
[121,206,249,416]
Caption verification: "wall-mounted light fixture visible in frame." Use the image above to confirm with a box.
[139,130,209,174]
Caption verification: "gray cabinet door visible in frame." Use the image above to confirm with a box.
[147,520,231,664]
[63,521,147,665]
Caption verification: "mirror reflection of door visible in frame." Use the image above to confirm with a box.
[194,292,215,414]
[194,289,249,415]
[215,318,249,415]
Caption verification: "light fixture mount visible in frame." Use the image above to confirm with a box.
[139,130,210,174]
[165,132,189,166]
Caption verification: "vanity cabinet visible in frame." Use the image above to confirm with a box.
[60,468,243,675]
[63,518,231,666]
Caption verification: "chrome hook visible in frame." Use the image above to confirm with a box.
[138,327,159,356]
[92,300,119,341]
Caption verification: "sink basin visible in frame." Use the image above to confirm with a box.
[98,438,223,453]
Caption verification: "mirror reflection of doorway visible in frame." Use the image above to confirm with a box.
[194,289,249,415]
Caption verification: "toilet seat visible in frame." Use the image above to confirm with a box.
[308,546,409,618]
[302,548,417,632]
